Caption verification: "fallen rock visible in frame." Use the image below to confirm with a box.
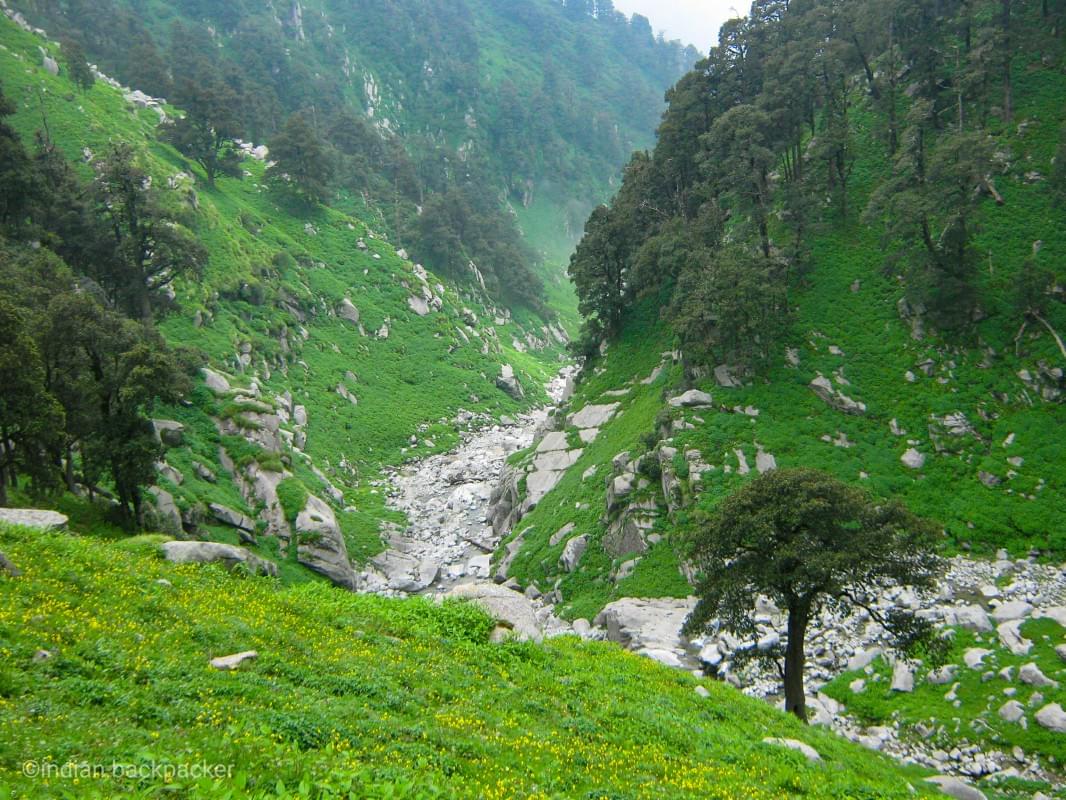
[161,541,278,577]
[1036,702,1066,732]
[594,597,697,652]
[210,651,258,670]
[669,389,713,408]
[901,448,926,470]
[0,509,69,532]
[998,700,1026,723]
[997,620,1032,656]
[924,775,987,800]
[763,737,820,763]
[891,660,915,692]
[444,583,542,642]
[496,364,524,400]
[201,367,231,394]
[0,551,21,577]
[1019,662,1059,688]
[559,535,588,572]
[208,503,255,533]
[295,495,358,590]
[810,375,866,415]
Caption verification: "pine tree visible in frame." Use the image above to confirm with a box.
[266,113,332,204]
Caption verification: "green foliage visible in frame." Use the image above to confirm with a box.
[0,522,941,798]
[276,479,310,525]
[266,113,332,205]
[59,38,93,91]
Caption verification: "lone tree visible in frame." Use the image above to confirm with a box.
[683,469,943,722]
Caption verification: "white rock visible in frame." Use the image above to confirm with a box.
[924,776,987,800]
[694,685,710,698]
[210,651,258,670]
[997,620,1032,656]
[1019,662,1059,688]
[990,601,1033,622]
[998,700,1026,723]
[669,389,713,408]
[1035,702,1066,732]
[963,648,992,669]
[891,660,915,692]
[762,737,820,762]
[901,448,926,469]
[640,648,683,668]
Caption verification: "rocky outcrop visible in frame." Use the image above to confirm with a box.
[809,375,866,415]
[0,509,69,531]
[295,495,357,590]
[496,364,524,399]
[151,419,185,447]
[161,541,278,577]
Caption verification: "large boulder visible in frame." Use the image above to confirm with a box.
[669,389,713,408]
[568,403,620,429]
[444,583,542,641]
[208,503,255,533]
[147,487,183,535]
[924,776,986,800]
[201,368,231,394]
[496,364,525,400]
[151,419,185,447]
[594,597,697,652]
[161,540,278,577]
[295,495,357,590]
[0,509,69,531]
[559,534,588,572]
[1035,702,1066,733]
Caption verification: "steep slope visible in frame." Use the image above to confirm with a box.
[0,521,943,799]
[0,11,570,581]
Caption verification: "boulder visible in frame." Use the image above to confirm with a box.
[536,432,569,453]
[762,738,820,763]
[594,597,697,652]
[1035,702,1066,732]
[407,295,430,316]
[201,368,231,394]
[901,448,926,470]
[444,583,542,641]
[990,601,1033,622]
[496,364,524,400]
[997,620,1032,656]
[147,487,183,534]
[337,298,361,326]
[669,389,713,408]
[0,509,68,532]
[606,473,636,512]
[963,648,992,669]
[0,551,21,577]
[809,375,866,415]
[152,419,185,447]
[210,651,258,670]
[891,660,915,692]
[1019,662,1058,688]
[568,403,620,429]
[847,647,883,671]
[295,495,357,590]
[946,605,992,632]
[714,365,741,388]
[998,700,1026,723]
[924,776,987,800]
[640,648,683,668]
[559,535,588,572]
[208,503,255,533]
[161,541,278,577]
[525,470,564,504]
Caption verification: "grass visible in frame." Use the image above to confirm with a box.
[0,522,945,799]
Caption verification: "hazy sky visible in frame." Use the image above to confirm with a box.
[611,0,745,52]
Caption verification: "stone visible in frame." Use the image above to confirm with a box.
[572,619,592,638]
[161,541,278,577]
[847,647,883,671]
[668,389,713,408]
[496,364,524,400]
[714,365,741,388]
[536,432,569,453]
[210,651,258,670]
[568,403,620,429]
[407,295,430,316]
[533,449,582,472]
[201,367,231,394]
[0,509,68,532]
[559,535,588,572]
[1019,662,1058,688]
[762,738,820,763]
[924,776,987,800]
[152,419,185,447]
[947,605,992,632]
[990,601,1033,622]
[607,473,636,512]
[809,375,866,415]
[444,583,542,641]
[963,648,992,669]
[295,495,358,590]
[293,405,308,426]
[594,597,696,653]
[208,503,255,533]
[997,620,1032,656]
[998,700,1026,723]
[193,461,217,483]
[337,298,361,325]
[849,678,866,693]
[147,487,182,534]
[755,450,777,473]
[1035,703,1066,733]
[0,551,21,577]
[927,665,958,685]
[549,523,576,547]
[695,685,711,698]
[467,554,492,577]
[891,660,915,692]
[901,448,926,469]
[526,470,564,504]
[640,648,683,668]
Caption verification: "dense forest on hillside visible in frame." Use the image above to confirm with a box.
[571,0,1065,365]
[10,0,698,308]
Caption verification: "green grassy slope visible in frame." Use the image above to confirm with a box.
[0,15,566,565]
[0,522,943,799]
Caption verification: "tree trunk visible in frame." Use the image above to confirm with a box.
[64,444,76,492]
[784,604,810,722]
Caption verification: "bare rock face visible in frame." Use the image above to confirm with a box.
[295,495,357,590]
[594,596,697,653]
[161,540,278,577]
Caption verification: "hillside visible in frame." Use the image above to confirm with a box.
[0,521,945,799]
